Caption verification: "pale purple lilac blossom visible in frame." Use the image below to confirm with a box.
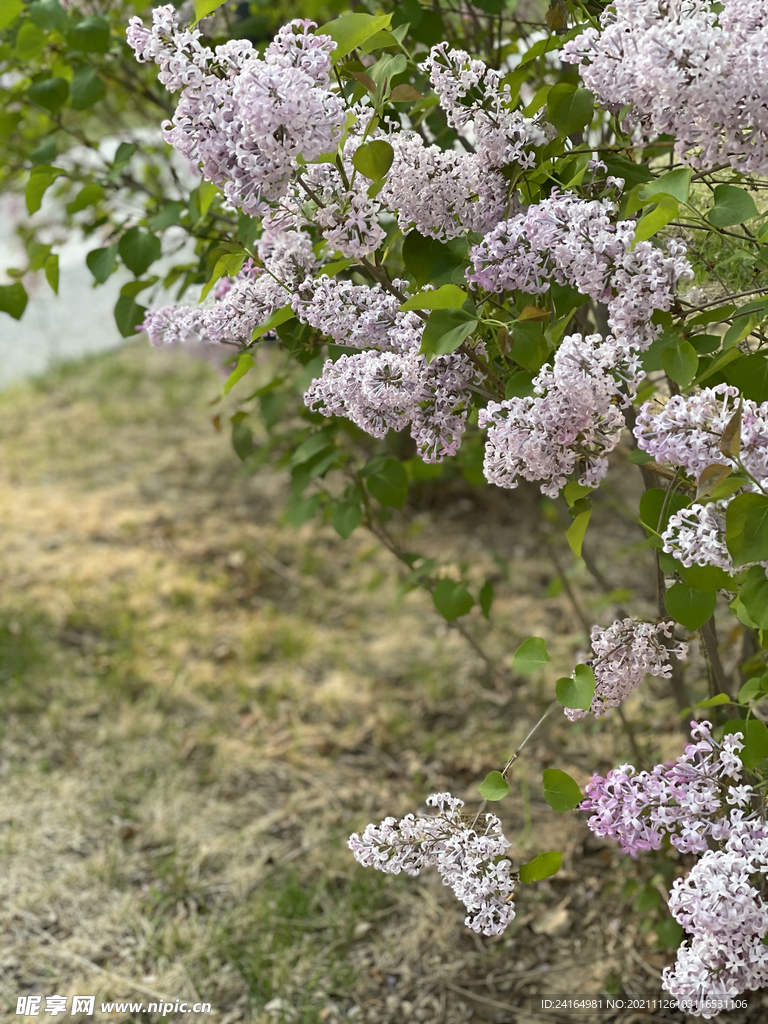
[564,619,687,721]
[562,0,768,174]
[348,792,516,936]
[127,7,344,214]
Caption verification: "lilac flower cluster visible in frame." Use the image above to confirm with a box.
[348,792,516,936]
[294,277,482,461]
[469,193,691,495]
[562,0,768,173]
[635,384,768,572]
[421,43,549,169]
[564,619,687,721]
[585,722,768,1016]
[583,720,746,858]
[141,228,315,347]
[127,7,344,214]
[479,333,631,497]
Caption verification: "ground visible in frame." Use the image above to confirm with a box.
[0,343,763,1024]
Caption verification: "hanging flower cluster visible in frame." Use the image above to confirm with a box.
[584,722,768,1016]
[563,618,687,721]
[348,792,516,936]
[562,0,768,173]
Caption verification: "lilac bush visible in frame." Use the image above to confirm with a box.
[6,0,768,1013]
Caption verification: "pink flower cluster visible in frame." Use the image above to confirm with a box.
[470,193,691,496]
[127,7,344,213]
[294,277,482,462]
[635,384,768,573]
[564,619,687,721]
[562,0,768,173]
[586,722,768,1016]
[348,792,516,936]
[141,228,315,347]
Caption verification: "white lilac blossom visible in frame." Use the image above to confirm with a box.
[348,792,516,936]
[583,720,747,859]
[379,133,509,241]
[562,0,768,174]
[420,43,549,169]
[295,277,482,461]
[466,192,692,353]
[634,384,768,486]
[479,333,634,498]
[127,7,345,213]
[142,228,314,347]
[564,619,687,721]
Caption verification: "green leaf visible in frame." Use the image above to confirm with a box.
[738,674,768,704]
[655,918,684,950]
[639,488,690,540]
[543,769,582,813]
[565,509,591,558]
[519,850,562,884]
[85,245,118,284]
[661,339,698,387]
[14,21,45,59]
[726,493,768,566]
[633,195,679,244]
[319,13,392,63]
[0,282,28,320]
[252,305,294,340]
[0,0,23,30]
[66,182,104,214]
[118,228,161,277]
[352,139,394,181]
[399,284,467,312]
[676,562,734,592]
[367,456,408,509]
[708,184,759,228]
[27,76,68,112]
[223,352,255,395]
[193,0,226,20]
[511,321,548,372]
[200,251,246,302]
[432,579,474,621]
[639,167,692,205]
[738,565,768,630]
[402,230,464,288]
[504,371,535,399]
[694,693,731,708]
[67,14,110,52]
[113,141,137,166]
[513,637,550,674]
[479,579,494,620]
[546,84,593,135]
[231,417,253,461]
[44,253,58,294]
[665,583,716,630]
[477,770,509,801]
[518,26,582,65]
[556,664,596,711]
[726,354,768,404]
[29,0,67,31]
[419,307,476,360]
[724,718,768,771]
[25,165,63,214]
[197,179,218,218]
[69,66,105,109]
[563,481,593,505]
[113,294,146,338]
[285,493,321,528]
[332,501,362,539]
[723,314,756,349]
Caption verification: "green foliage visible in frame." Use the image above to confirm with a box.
[555,664,596,711]
[664,583,716,630]
[478,770,509,800]
[725,493,768,566]
[512,637,549,674]
[542,769,582,813]
[519,850,562,884]
[419,307,477,360]
[432,579,474,621]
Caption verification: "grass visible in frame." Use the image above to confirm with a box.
[1,341,763,1023]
